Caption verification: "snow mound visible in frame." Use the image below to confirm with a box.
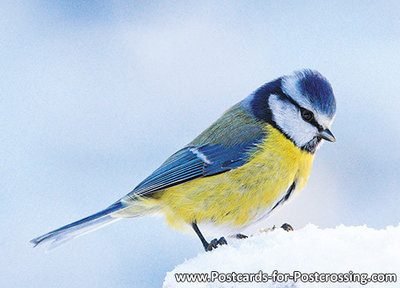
[164,224,400,288]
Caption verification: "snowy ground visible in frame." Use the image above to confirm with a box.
[164,224,400,288]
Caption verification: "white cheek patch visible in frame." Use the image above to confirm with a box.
[268,94,318,148]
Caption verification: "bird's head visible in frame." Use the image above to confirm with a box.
[242,69,336,153]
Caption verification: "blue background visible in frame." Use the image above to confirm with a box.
[2,1,399,287]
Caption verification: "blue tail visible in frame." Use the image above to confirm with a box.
[30,202,125,250]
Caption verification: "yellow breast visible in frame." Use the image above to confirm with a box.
[145,125,314,230]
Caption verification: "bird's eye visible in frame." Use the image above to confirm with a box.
[301,109,314,122]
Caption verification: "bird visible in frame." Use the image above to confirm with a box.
[31,69,336,251]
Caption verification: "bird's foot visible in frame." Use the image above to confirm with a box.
[235,233,248,239]
[205,237,227,251]
[281,223,294,232]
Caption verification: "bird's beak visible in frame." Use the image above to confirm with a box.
[318,129,336,142]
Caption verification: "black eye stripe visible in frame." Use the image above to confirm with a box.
[277,91,323,131]
[301,109,322,130]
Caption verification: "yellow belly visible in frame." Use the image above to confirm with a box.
[120,125,314,231]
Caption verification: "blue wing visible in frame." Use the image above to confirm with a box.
[126,139,263,198]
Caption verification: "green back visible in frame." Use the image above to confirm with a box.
[189,103,267,147]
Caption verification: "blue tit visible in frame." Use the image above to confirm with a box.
[31,69,336,251]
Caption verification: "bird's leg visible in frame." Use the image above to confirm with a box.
[191,222,209,249]
[192,222,227,252]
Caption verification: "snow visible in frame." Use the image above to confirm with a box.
[163,224,400,288]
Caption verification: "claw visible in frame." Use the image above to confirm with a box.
[281,223,294,232]
[218,237,227,245]
[235,233,248,239]
[192,221,229,251]
[205,237,228,251]
[206,239,219,251]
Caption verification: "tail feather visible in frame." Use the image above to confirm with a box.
[30,202,125,250]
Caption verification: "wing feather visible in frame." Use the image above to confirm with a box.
[125,138,264,199]
[122,104,268,200]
